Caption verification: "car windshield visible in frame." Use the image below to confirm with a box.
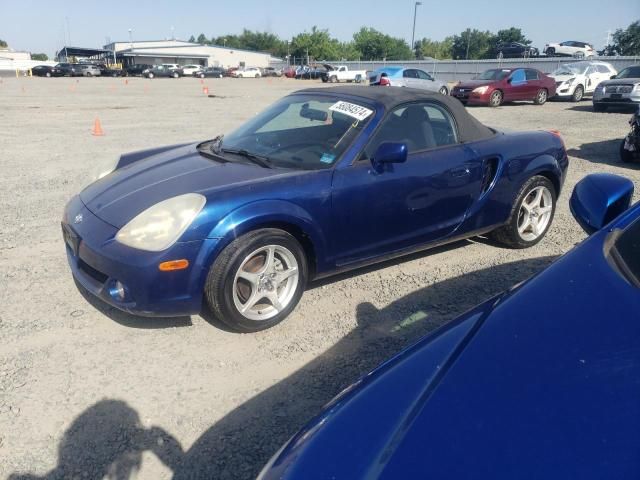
[616,66,640,79]
[476,69,511,80]
[553,63,589,75]
[213,94,375,170]
[612,216,640,287]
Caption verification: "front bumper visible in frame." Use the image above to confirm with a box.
[593,87,640,106]
[451,88,492,105]
[62,195,219,317]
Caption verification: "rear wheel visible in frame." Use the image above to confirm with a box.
[546,47,555,56]
[489,90,503,107]
[255,73,260,78]
[148,72,154,79]
[571,85,584,102]
[172,72,179,78]
[329,75,337,83]
[204,229,307,332]
[200,73,205,78]
[45,72,51,78]
[490,176,556,248]
[534,88,548,105]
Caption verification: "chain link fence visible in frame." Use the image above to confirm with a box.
[272,56,640,82]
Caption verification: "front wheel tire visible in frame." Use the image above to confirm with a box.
[489,90,503,107]
[204,229,308,332]
[620,140,635,163]
[571,85,584,102]
[490,176,556,249]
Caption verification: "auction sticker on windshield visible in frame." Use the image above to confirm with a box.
[329,101,373,121]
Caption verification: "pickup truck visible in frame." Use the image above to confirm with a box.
[321,64,368,83]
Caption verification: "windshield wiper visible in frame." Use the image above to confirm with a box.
[221,148,273,168]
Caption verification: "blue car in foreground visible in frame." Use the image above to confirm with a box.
[258,173,640,479]
[63,86,567,332]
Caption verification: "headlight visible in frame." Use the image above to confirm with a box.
[115,193,206,251]
[634,84,640,91]
[565,77,575,86]
[472,86,489,94]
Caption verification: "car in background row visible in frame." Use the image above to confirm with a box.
[262,67,283,77]
[258,172,640,480]
[496,42,539,59]
[451,68,556,107]
[543,40,595,58]
[193,67,225,78]
[142,65,183,78]
[369,67,449,95]
[126,64,153,76]
[296,65,327,80]
[321,64,367,83]
[283,66,297,78]
[31,65,64,77]
[620,105,640,162]
[593,65,640,112]
[233,67,262,78]
[55,63,83,77]
[550,61,617,102]
[95,64,126,77]
[78,65,101,77]
[180,64,203,76]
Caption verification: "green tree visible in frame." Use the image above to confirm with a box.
[493,27,531,46]
[414,37,453,59]
[290,26,342,62]
[196,33,209,45]
[188,35,196,43]
[451,29,494,59]
[353,27,413,60]
[612,20,640,55]
[31,53,48,61]
[0,39,7,48]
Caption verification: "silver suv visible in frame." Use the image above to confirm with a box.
[79,65,102,77]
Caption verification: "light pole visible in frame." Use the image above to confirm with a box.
[411,2,422,54]
[128,28,133,49]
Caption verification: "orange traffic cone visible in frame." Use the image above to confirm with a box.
[203,86,209,95]
[92,117,105,136]
[124,79,129,85]
[200,78,204,84]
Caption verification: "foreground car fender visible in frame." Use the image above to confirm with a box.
[203,199,329,276]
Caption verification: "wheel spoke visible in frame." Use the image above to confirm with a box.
[237,270,259,287]
[240,289,263,314]
[532,188,543,208]
[275,266,298,286]
[268,292,285,312]
[518,216,531,234]
[260,246,276,273]
[539,205,552,215]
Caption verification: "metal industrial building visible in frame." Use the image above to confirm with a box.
[103,39,274,69]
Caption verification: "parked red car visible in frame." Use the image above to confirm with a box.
[451,68,556,107]
[283,66,297,78]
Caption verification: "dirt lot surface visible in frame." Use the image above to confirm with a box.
[1,76,638,479]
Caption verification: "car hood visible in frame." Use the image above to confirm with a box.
[550,73,583,81]
[599,78,640,86]
[455,79,496,88]
[265,220,640,479]
[80,143,288,228]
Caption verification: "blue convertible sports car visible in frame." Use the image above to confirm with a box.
[258,173,640,479]
[63,86,568,331]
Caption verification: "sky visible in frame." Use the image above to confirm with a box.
[1,0,638,58]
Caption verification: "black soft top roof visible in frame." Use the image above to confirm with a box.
[298,86,495,143]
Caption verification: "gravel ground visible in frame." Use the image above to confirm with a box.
[1,76,638,479]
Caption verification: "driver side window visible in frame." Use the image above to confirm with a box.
[364,103,457,159]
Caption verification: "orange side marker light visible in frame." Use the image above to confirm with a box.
[159,259,190,271]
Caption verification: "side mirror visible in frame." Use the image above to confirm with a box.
[371,142,407,172]
[570,173,634,234]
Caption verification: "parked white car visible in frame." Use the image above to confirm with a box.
[162,64,181,71]
[181,64,203,75]
[321,64,367,83]
[234,67,262,78]
[543,41,595,58]
[550,61,617,101]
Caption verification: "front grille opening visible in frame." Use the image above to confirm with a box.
[78,259,108,284]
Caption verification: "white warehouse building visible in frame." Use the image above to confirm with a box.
[103,39,274,69]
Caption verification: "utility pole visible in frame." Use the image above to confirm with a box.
[411,2,422,53]
[128,28,133,49]
[465,30,471,60]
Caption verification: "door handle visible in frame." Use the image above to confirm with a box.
[451,167,471,177]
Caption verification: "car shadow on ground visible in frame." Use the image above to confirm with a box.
[566,104,636,114]
[567,139,640,169]
[12,256,556,480]
[74,279,193,329]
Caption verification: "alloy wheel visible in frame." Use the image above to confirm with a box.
[517,186,553,241]
[232,245,300,321]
